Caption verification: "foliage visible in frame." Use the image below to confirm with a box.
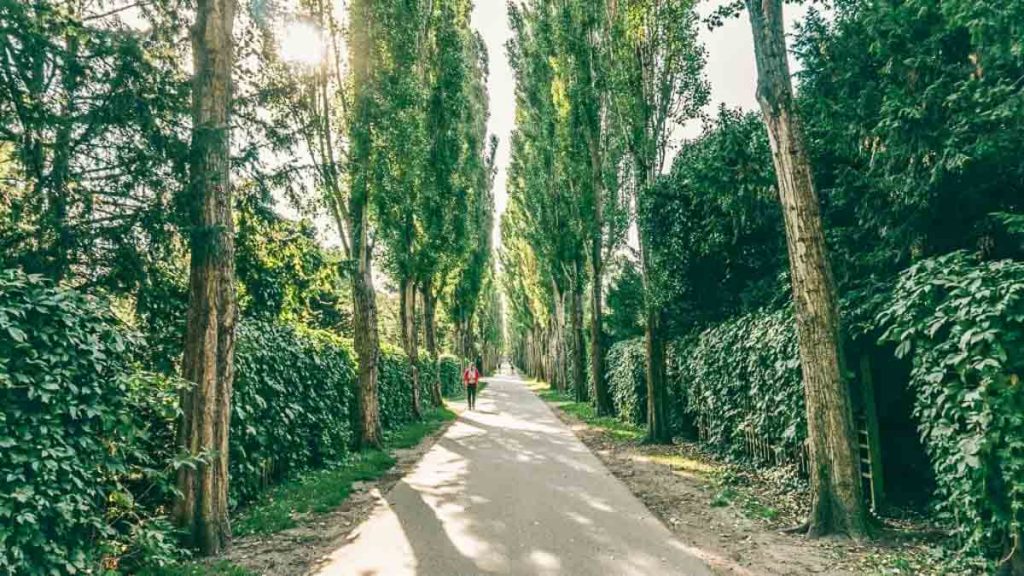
[438,354,464,398]
[877,252,1024,563]
[0,0,190,286]
[606,339,647,425]
[378,344,416,431]
[605,258,645,343]
[796,0,1024,285]
[640,107,785,335]
[0,269,182,574]
[235,196,351,335]
[680,306,804,460]
[230,322,356,505]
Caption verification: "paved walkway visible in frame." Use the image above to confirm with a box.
[311,374,712,575]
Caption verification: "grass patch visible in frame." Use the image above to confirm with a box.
[233,449,396,536]
[643,453,718,476]
[385,406,457,449]
[533,384,644,442]
[234,405,456,537]
[152,560,256,576]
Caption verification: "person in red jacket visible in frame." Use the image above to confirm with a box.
[462,362,480,410]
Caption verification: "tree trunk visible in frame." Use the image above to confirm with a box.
[745,0,868,539]
[421,279,442,406]
[174,0,236,555]
[400,277,423,419]
[571,286,587,403]
[644,309,670,443]
[551,281,566,391]
[351,210,382,448]
[589,260,612,415]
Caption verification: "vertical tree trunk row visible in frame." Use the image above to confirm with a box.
[174,0,236,555]
[421,279,443,406]
[351,207,383,449]
[745,0,868,539]
[644,308,670,443]
[399,277,423,419]
[571,287,588,403]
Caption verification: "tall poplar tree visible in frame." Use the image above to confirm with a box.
[174,0,236,555]
[744,0,868,538]
[607,0,707,442]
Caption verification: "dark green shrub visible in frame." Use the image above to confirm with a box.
[0,269,180,574]
[378,344,414,430]
[438,354,463,398]
[607,338,646,425]
[877,252,1024,564]
[231,323,355,504]
[679,306,804,459]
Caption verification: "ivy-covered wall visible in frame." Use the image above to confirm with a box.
[0,270,465,574]
[231,323,356,504]
[606,339,647,426]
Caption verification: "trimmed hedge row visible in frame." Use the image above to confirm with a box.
[231,323,355,504]
[0,270,182,574]
[0,269,466,574]
[438,353,464,397]
[604,252,1024,567]
[606,339,647,426]
[679,307,805,458]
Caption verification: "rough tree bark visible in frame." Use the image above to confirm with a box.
[350,205,383,448]
[174,0,236,555]
[421,279,443,406]
[570,285,588,403]
[586,122,612,416]
[348,0,383,450]
[644,308,670,443]
[745,0,868,539]
[399,277,423,419]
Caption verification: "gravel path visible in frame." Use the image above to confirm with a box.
[309,374,711,576]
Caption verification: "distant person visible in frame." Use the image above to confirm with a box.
[463,362,480,410]
[475,354,483,375]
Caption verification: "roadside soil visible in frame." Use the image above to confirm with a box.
[540,397,944,576]
[219,412,461,576]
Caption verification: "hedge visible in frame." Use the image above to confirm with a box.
[1,268,467,574]
[606,339,647,425]
[877,252,1024,564]
[679,306,805,460]
[231,323,355,504]
[0,270,182,574]
[438,354,464,398]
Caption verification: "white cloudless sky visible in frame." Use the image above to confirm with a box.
[472,0,818,251]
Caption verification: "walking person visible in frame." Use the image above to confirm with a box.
[463,361,480,410]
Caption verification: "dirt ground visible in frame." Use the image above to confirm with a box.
[221,416,459,576]
[541,400,947,576]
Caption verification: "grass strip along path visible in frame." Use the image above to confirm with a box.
[161,406,458,576]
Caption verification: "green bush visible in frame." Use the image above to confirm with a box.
[438,354,463,398]
[0,269,181,574]
[231,323,355,504]
[877,252,1024,564]
[378,344,416,430]
[606,338,646,425]
[679,306,805,459]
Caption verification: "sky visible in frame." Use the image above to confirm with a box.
[470,0,817,252]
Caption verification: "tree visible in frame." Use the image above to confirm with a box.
[371,0,430,421]
[173,0,237,554]
[743,0,868,538]
[606,0,707,442]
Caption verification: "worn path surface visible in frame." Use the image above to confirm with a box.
[309,374,712,576]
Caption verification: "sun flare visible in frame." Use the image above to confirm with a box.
[279,21,325,66]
